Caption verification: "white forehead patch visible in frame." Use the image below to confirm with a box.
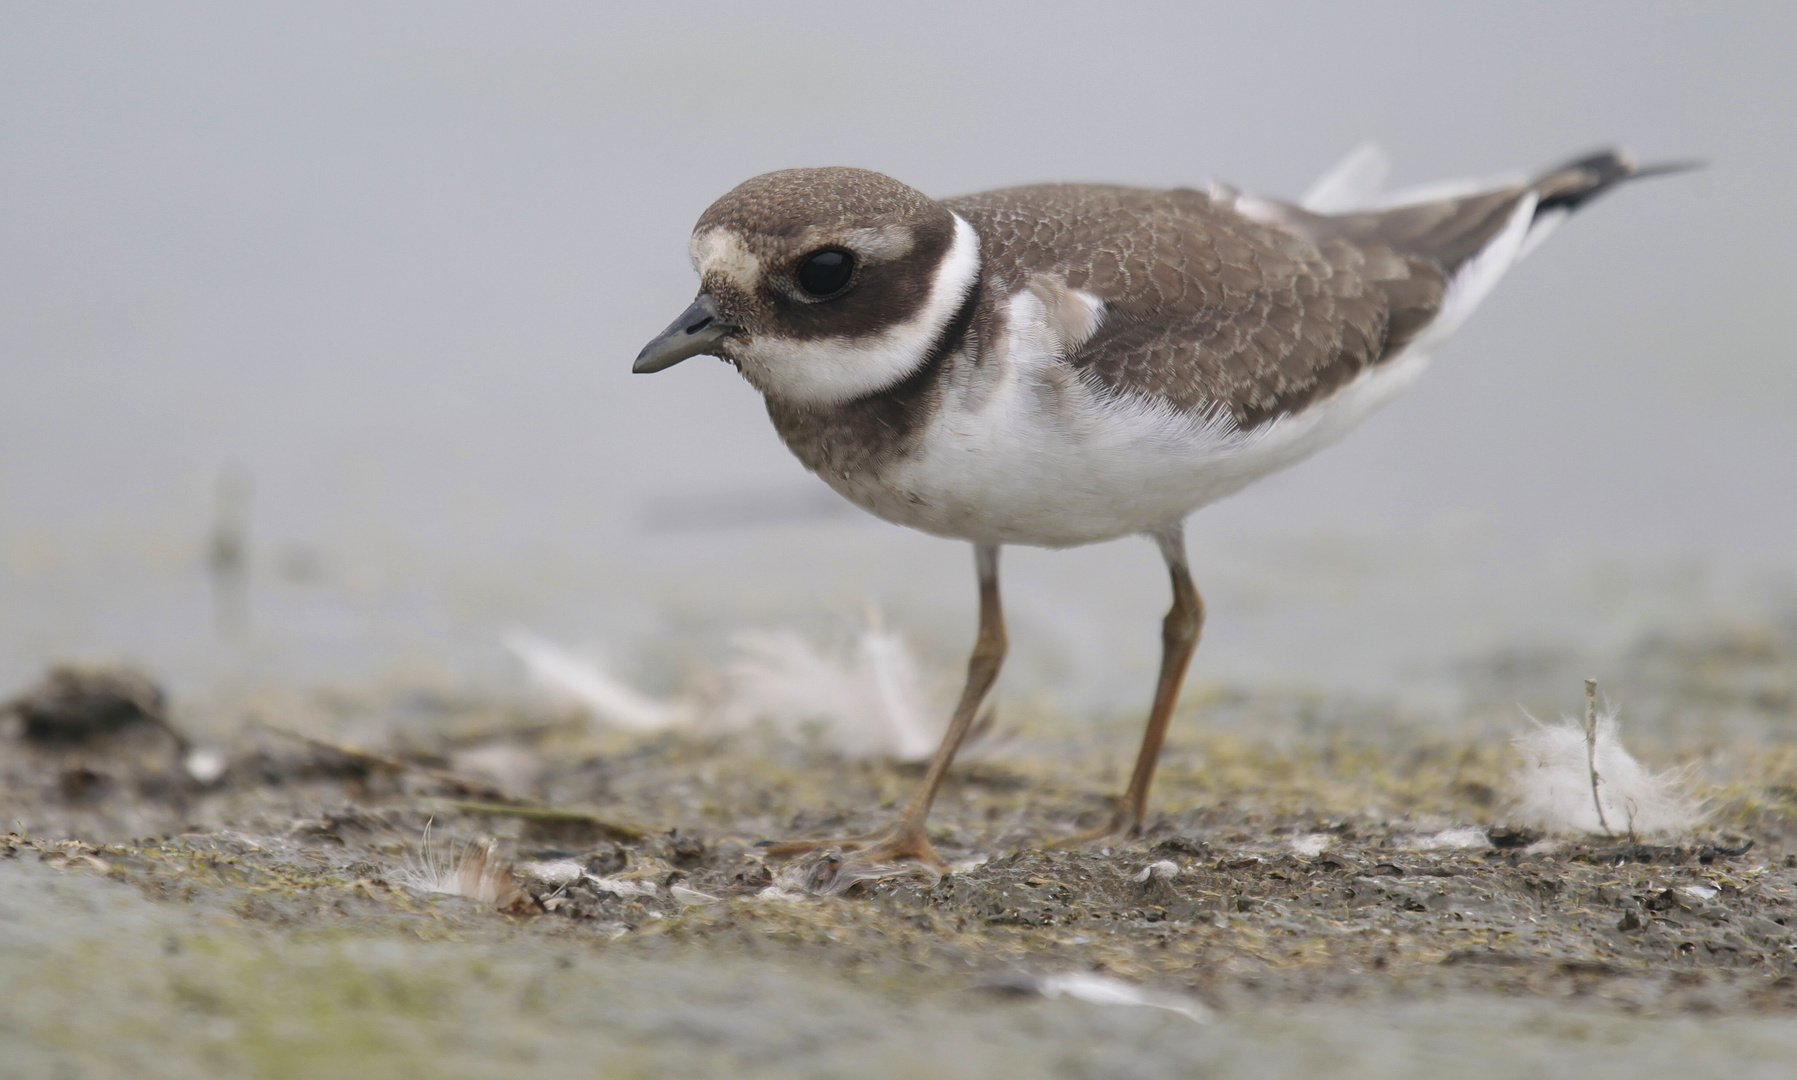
[690,228,762,288]
[736,213,982,408]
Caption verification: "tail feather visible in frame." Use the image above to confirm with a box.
[1530,149,1702,216]
[1277,146,1700,269]
[1233,144,1697,362]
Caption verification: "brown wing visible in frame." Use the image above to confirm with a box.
[944,183,1449,430]
[945,151,1662,431]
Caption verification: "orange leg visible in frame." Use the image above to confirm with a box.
[1063,524,1204,843]
[760,543,1007,869]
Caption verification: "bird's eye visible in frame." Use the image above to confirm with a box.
[796,249,855,297]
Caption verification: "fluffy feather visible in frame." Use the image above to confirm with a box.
[505,619,945,761]
[1509,708,1701,838]
[980,971,1211,1024]
[503,627,685,732]
[704,623,939,760]
[398,827,528,908]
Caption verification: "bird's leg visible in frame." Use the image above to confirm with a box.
[760,544,1007,868]
[1063,524,1204,843]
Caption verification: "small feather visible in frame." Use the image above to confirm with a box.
[982,971,1211,1024]
[1402,827,1492,851]
[505,627,685,731]
[1130,859,1181,883]
[1288,833,1333,857]
[1509,708,1701,838]
[1301,142,1391,213]
[506,616,949,761]
[398,828,529,909]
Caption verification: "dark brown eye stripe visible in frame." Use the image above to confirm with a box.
[760,216,954,342]
[693,167,958,344]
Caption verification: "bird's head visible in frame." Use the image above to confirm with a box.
[634,167,980,407]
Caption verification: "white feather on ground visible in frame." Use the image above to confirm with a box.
[980,971,1211,1024]
[397,828,527,908]
[1509,708,1701,838]
[503,628,688,732]
[1129,859,1182,884]
[504,619,945,761]
[1288,833,1332,857]
[1401,826,1492,852]
[704,625,940,760]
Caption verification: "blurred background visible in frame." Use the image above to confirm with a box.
[1,1,1791,726]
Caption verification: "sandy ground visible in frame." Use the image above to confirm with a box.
[3,611,1797,1079]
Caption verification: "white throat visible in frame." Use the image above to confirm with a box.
[743,213,981,408]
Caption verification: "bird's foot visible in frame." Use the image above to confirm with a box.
[758,820,941,864]
[757,822,944,895]
[1051,805,1143,849]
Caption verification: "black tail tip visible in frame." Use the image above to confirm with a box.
[1536,149,1704,214]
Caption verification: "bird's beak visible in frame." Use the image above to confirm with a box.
[633,294,738,373]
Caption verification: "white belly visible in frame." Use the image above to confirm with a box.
[832,344,1432,548]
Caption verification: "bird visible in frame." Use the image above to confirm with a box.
[632,146,1693,873]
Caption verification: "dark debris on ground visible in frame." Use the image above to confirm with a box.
[3,659,1796,1020]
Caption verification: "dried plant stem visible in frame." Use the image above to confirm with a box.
[1584,677,1614,836]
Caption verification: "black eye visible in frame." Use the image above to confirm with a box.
[796,248,855,297]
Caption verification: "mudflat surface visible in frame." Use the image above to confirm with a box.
[4,614,1797,1079]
